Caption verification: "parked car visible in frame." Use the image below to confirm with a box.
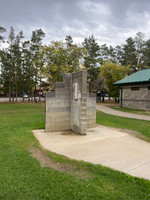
[23,94,28,98]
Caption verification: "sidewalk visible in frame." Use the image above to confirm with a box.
[96,105,150,121]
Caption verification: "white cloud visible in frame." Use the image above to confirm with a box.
[1,0,150,47]
[78,1,111,15]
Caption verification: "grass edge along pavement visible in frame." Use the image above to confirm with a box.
[96,110,150,142]
[109,106,150,116]
[0,103,150,200]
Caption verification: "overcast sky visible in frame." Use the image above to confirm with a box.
[1,0,150,46]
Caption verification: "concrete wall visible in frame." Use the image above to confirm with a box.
[121,84,150,110]
[87,94,96,128]
[45,71,96,134]
[45,74,72,132]
[71,71,87,134]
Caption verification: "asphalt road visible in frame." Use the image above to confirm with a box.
[0,97,45,102]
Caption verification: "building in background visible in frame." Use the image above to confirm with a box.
[114,69,150,110]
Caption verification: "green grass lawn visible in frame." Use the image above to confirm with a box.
[96,110,150,142]
[110,106,150,116]
[0,103,150,200]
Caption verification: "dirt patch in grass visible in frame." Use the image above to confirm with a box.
[30,147,91,179]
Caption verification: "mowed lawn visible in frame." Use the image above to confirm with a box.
[96,110,150,141]
[0,103,150,200]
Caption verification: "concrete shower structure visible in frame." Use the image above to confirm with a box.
[45,71,96,135]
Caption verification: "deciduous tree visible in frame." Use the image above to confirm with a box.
[40,39,85,87]
[100,61,130,101]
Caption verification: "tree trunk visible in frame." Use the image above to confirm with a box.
[22,91,24,102]
[12,64,15,102]
[39,78,41,102]
[9,66,11,102]
[12,80,14,102]
[28,91,30,102]
[137,60,140,71]
[31,91,33,101]
[34,86,36,102]
[15,80,18,102]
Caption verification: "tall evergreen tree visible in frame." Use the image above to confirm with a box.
[0,26,6,87]
[122,37,137,72]
[0,26,6,43]
[13,31,24,101]
[7,26,15,101]
[99,44,109,64]
[82,35,100,92]
[114,45,124,64]
[135,32,145,70]
[65,35,73,48]
[0,49,11,95]
[21,40,33,101]
[142,39,150,69]
[30,29,45,101]
[7,27,24,101]
[1,27,24,101]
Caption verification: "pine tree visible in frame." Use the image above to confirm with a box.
[30,29,45,101]
[142,39,150,69]
[135,32,145,70]
[82,35,100,92]
[122,37,137,73]
[0,26,6,43]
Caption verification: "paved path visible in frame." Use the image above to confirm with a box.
[33,126,150,180]
[96,105,150,121]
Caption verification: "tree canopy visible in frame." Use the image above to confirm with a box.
[82,35,100,91]
[100,61,130,99]
[39,37,85,86]
[0,26,150,102]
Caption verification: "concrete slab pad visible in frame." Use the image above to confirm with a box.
[32,125,150,180]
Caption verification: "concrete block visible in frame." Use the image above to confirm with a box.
[55,82,65,88]
[46,92,55,98]
[45,71,96,134]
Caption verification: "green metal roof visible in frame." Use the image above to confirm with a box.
[114,69,150,85]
